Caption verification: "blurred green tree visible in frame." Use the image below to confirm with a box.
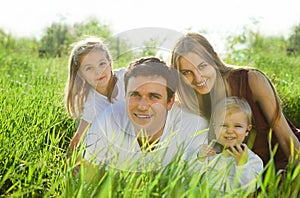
[287,23,300,56]
[40,23,71,57]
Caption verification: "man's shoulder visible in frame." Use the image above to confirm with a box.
[170,102,208,123]
[97,101,127,121]
[167,103,208,138]
[91,101,132,135]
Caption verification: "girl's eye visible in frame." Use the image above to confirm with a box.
[86,67,93,71]
[99,62,108,67]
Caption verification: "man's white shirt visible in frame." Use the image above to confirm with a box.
[83,101,208,171]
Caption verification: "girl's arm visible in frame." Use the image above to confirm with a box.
[248,70,300,157]
[68,120,90,154]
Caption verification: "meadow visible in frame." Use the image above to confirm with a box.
[0,46,299,197]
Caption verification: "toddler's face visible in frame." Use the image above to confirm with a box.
[214,111,251,147]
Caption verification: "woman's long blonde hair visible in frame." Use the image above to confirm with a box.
[64,37,114,119]
[171,32,281,127]
[171,32,230,120]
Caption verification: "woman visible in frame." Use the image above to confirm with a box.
[171,32,300,171]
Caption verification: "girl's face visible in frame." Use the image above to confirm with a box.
[214,111,251,147]
[178,52,216,95]
[78,50,112,94]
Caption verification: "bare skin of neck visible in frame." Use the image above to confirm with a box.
[96,74,116,97]
[137,128,164,152]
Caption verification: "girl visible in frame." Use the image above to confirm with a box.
[65,37,125,151]
[171,32,300,171]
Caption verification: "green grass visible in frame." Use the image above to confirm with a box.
[0,50,299,197]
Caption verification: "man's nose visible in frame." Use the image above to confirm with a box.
[138,97,150,110]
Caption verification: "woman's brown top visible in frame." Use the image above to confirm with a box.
[227,69,288,171]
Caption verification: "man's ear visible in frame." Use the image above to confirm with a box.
[167,95,175,110]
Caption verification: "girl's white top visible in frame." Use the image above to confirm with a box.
[82,68,126,123]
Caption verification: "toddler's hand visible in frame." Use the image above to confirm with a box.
[198,144,217,162]
[226,143,248,166]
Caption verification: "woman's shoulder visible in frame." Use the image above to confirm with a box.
[247,69,270,86]
[246,69,276,103]
[228,67,268,82]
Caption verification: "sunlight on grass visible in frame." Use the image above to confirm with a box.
[0,49,299,197]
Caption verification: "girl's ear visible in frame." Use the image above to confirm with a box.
[77,71,84,81]
[107,60,113,69]
[245,124,252,136]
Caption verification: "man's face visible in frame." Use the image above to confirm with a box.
[126,75,174,137]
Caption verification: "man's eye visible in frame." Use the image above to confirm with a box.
[150,95,160,100]
[130,92,139,97]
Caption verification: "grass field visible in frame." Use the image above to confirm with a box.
[0,49,299,197]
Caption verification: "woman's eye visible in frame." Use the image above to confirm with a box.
[180,70,192,75]
[198,63,207,69]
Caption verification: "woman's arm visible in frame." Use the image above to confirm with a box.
[248,70,300,157]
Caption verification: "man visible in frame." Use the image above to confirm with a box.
[83,57,208,172]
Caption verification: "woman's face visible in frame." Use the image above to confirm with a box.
[178,52,217,95]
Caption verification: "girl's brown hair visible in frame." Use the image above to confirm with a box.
[64,37,116,119]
